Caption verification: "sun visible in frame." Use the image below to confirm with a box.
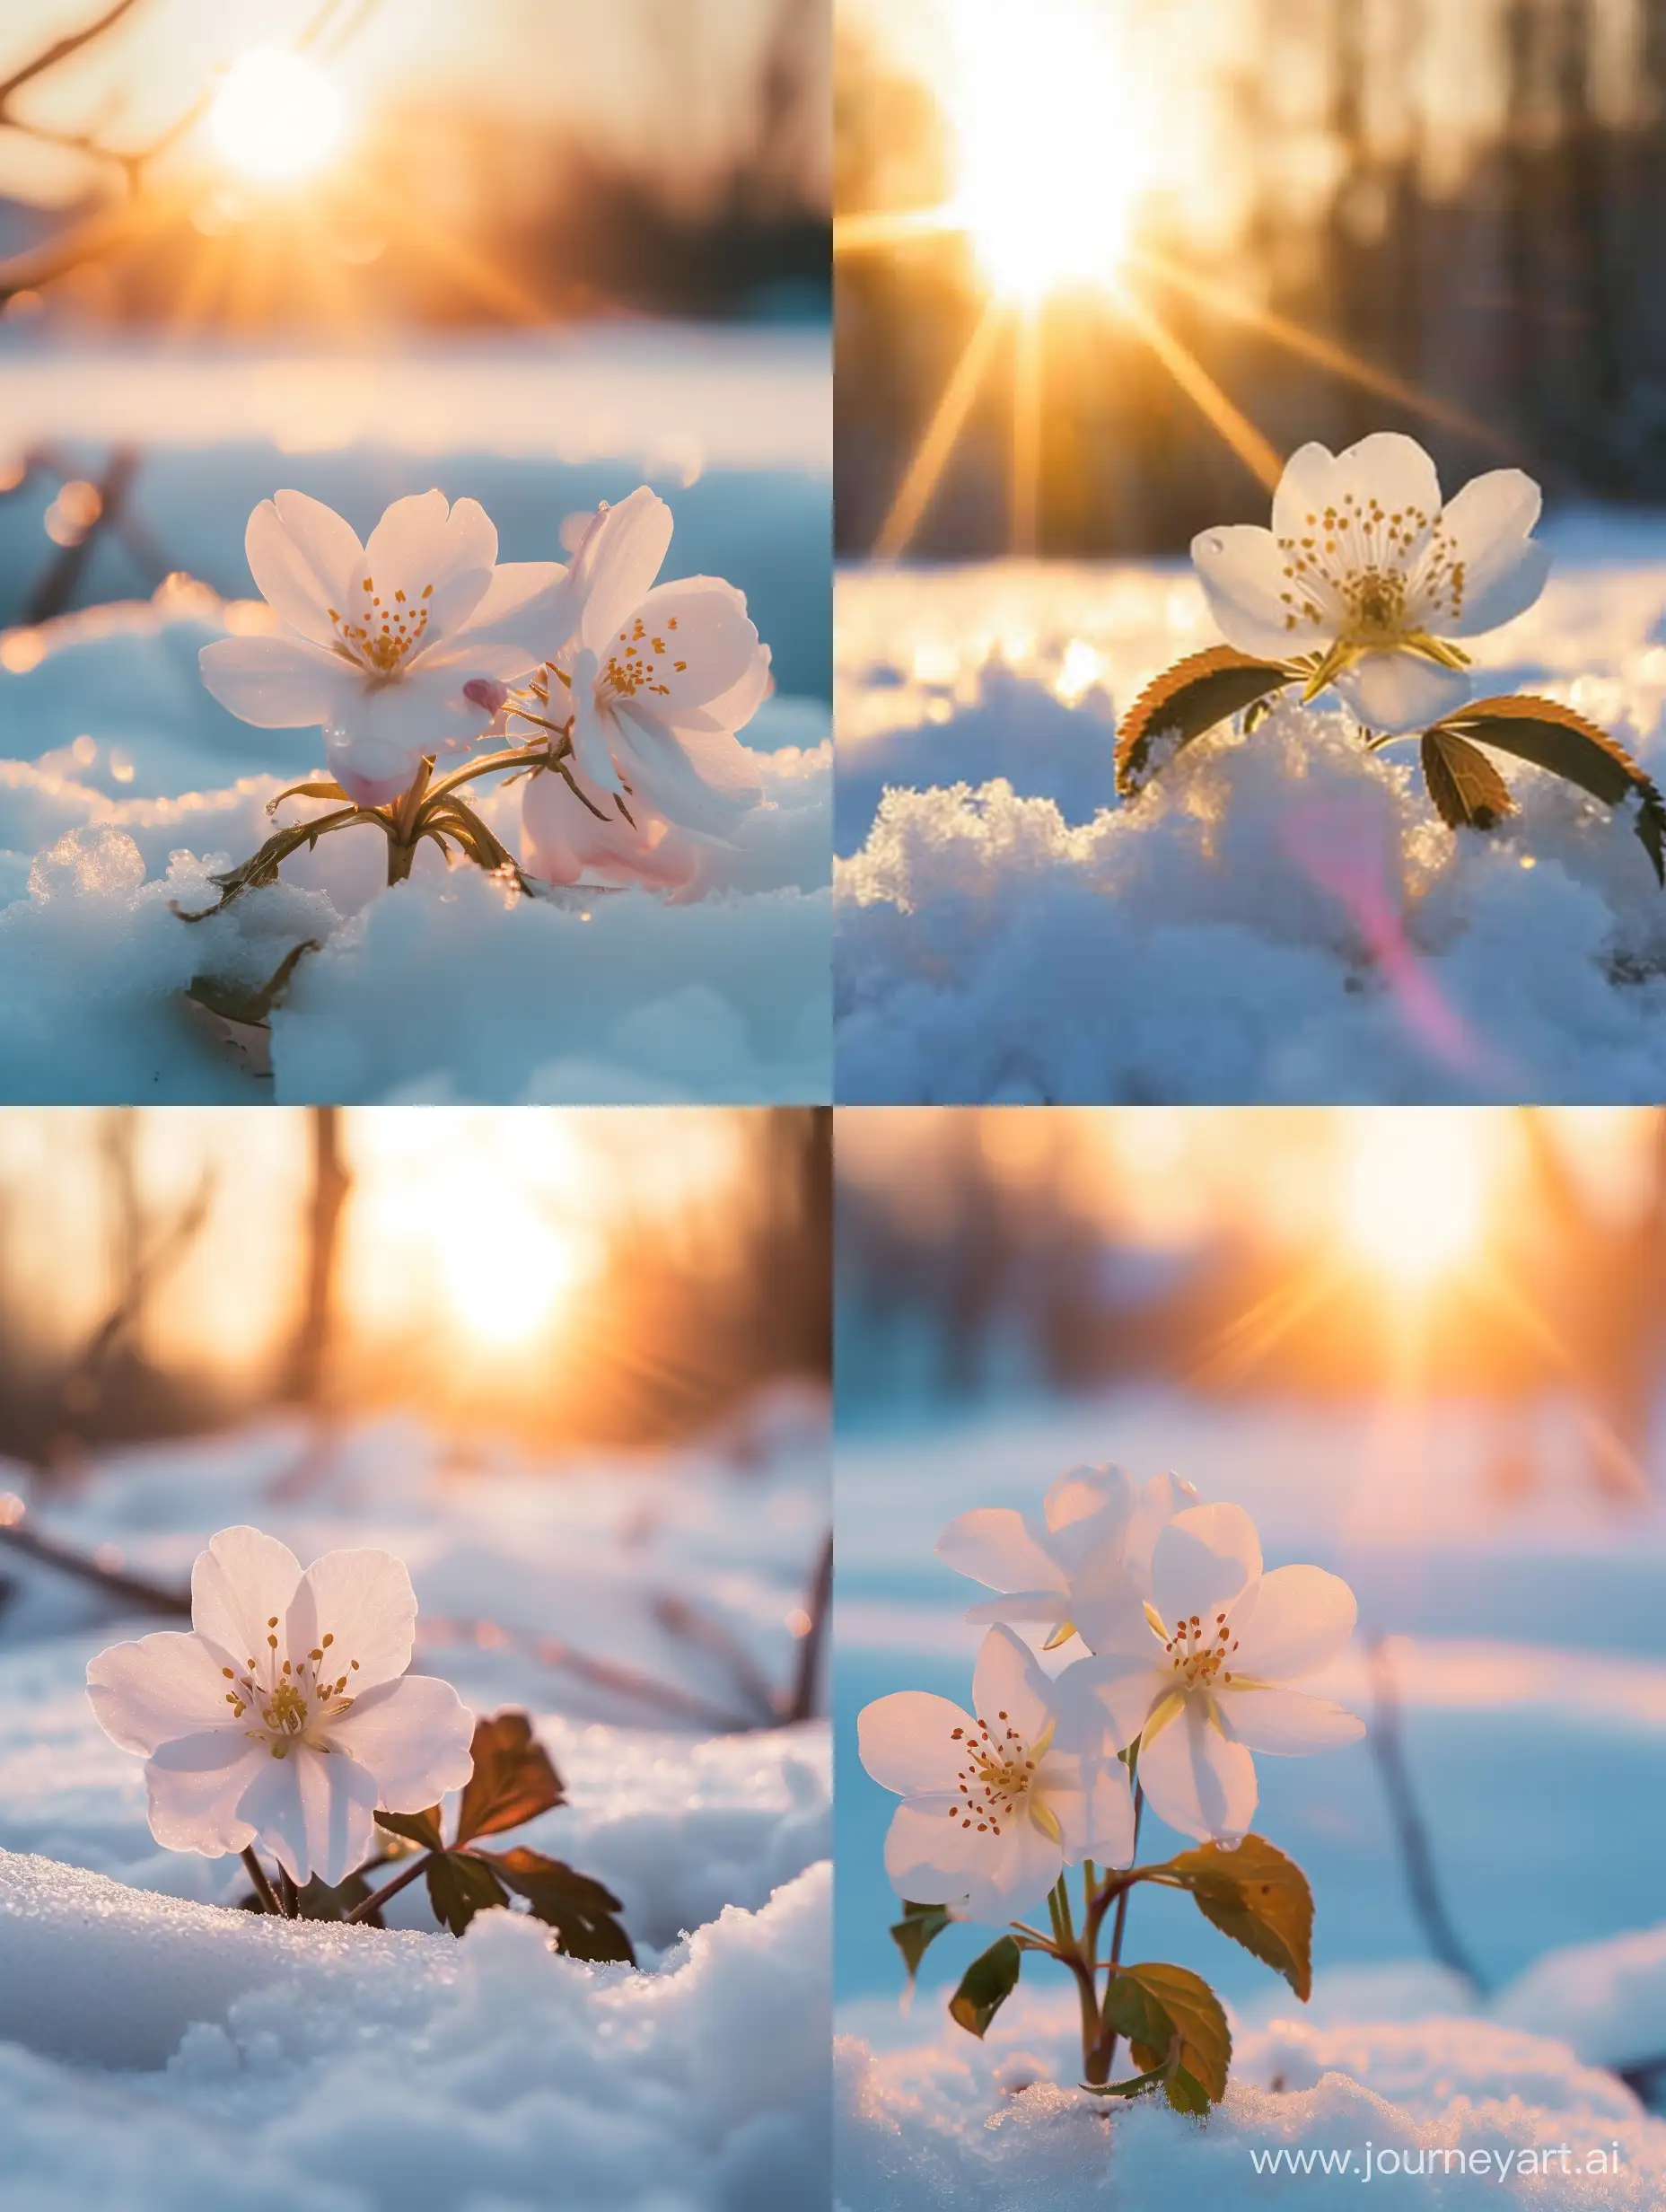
[948,0,1148,305]
[1342,1112,1486,1286]
[207,47,346,189]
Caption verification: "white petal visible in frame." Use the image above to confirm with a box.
[1038,1750,1136,1869]
[962,1590,1077,1627]
[1150,1504,1262,1630]
[325,1672,475,1807]
[977,1805,1065,1917]
[237,1741,379,1887]
[935,1507,1066,1598]
[448,557,572,654]
[522,768,697,891]
[700,641,773,736]
[285,1547,416,1695]
[1043,1464,1134,1540]
[1217,1683,1365,1755]
[1431,469,1549,636]
[857,1690,975,1796]
[1137,1697,1258,1842]
[609,710,760,838]
[574,488,673,649]
[364,491,496,639]
[568,660,626,798]
[198,636,353,730]
[145,1731,268,1857]
[325,734,424,811]
[1050,1653,1161,1759]
[970,1624,1053,1750]
[623,578,760,713]
[191,1527,303,1675]
[1334,649,1471,734]
[1274,433,1442,553]
[1192,523,1323,658]
[322,669,473,795]
[1228,1564,1358,1682]
[248,492,364,650]
[87,1631,239,1757]
[881,1792,985,1909]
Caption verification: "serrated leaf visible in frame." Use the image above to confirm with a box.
[1420,728,1516,833]
[948,1935,1022,2039]
[1116,646,1293,796]
[1166,1834,1314,2001]
[425,1847,510,1936]
[1435,695,1666,883]
[1079,2055,1174,2100]
[454,1710,566,1845]
[488,1846,635,1963]
[890,1900,954,1984]
[375,1805,445,1853]
[1105,1962,1232,2109]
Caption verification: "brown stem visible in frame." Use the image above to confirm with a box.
[345,1851,433,1926]
[1091,1779,1144,2081]
[241,1846,282,1916]
[277,1866,301,1918]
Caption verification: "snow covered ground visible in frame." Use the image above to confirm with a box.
[835,516,1666,1103]
[0,1393,831,2209]
[0,327,831,1103]
[834,1386,1666,2205]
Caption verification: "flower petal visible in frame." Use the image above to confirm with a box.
[621,578,760,714]
[1274,433,1442,556]
[1043,1464,1134,1540]
[1049,1652,1161,1758]
[248,492,364,650]
[857,1690,976,1797]
[145,1730,268,1856]
[1432,469,1549,636]
[609,710,761,838]
[1192,523,1324,658]
[285,1546,417,1696]
[1228,1563,1358,1682]
[1150,1504,1262,1631]
[1038,1750,1136,1869]
[191,1527,304,1675]
[1334,649,1471,734]
[198,636,354,730]
[237,1741,379,1887]
[1217,1683,1365,1755]
[324,1672,475,1808]
[574,488,674,650]
[522,769,698,891]
[364,491,496,639]
[970,1624,1054,1750]
[881,1791,983,1908]
[1137,1697,1258,1842]
[569,658,626,797]
[87,1631,241,1757]
[935,1507,1066,1599]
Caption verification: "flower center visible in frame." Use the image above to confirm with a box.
[221,1620,363,1758]
[943,1709,1044,1836]
[601,612,686,703]
[1159,1608,1237,1691]
[1274,491,1469,641]
[327,572,436,680]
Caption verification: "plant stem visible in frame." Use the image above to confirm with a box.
[1097,1780,1144,2078]
[277,1865,300,1918]
[345,1851,434,1926]
[241,1846,282,1916]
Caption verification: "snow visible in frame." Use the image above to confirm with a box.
[0,1398,830,2209]
[833,1387,1666,2205]
[0,328,830,1103]
[835,522,1666,1102]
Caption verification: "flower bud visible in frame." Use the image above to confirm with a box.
[462,677,510,714]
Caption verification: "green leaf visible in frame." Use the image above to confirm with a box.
[454,1710,566,1845]
[185,939,320,1026]
[1165,1834,1314,2001]
[947,1935,1022,2040]
[375,1805,445,1853]
[267,778,350,812]
[1116,645,1293,796]
[487,1847,635,1963]
[890,1900,954,1985]
[425,1847,510,1936]
[1434,694,1666,883]
[1104,1962,1232,2111]
[1420,728,1516,833]
[1078,2055,1175,2101]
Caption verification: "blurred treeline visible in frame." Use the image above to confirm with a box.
[837,1110,1666,1493]
[836,0,1666,555]
[0,1107,831,1474]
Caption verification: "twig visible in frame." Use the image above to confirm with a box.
[345,1850,431,1925]
[416,1617,757,1734]
[1367,1636,1487,1995]
[785,1529,833,1723]
[241,1845,282,1916]
[0,1500,188,1614]
[653,1590,780,1725]
[276,1866,300,1918]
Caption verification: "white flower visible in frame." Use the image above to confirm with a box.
[938,1463,1197,1654]
[199,489,567,807]
[1191,432,1549,735]
[1053,1502,1363,1845]
[86,1525,474,1888]
[522,487,769,868]
[858,1624,1135,1922]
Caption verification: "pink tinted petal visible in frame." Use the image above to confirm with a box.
[191,1528,303,1675]
[238,1742,378,1886]
[970,1625,1053,1750]
[700,642,773,736]
[609,711,759,838]
[627,579,759,711]
[1138,1698,1258,1843]
[324,1672,475,1808]
[882,1792,982,1907]
[145,1731,268,1856]
[1038,1750,1136,1868]
[857,1690,975,1797]
[249,492,364,648]
[1050,1653,1160,1760]
[446,557,574,661]
[935,1507,1065,1599]
[1227,1565,1358,1682]
[198,636,353,730]
[1333,650,1470,735]
[364,491,496,638]
[522,768,696,891]
[1192,523,1320,658]
[976,1807,1064,1918]
[1151,1505,1261,1630]
[1217,1683,1365,1755]
[574,488,674,649]
[286,1547,417,1695]
[1042,1464,1134,1540]
[87,1631,239,1757]
[962,1591,1076,1627]
[568,661,626,796]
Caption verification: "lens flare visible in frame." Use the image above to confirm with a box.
[208,48,346,189]
[1343,1112,1486,1284]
